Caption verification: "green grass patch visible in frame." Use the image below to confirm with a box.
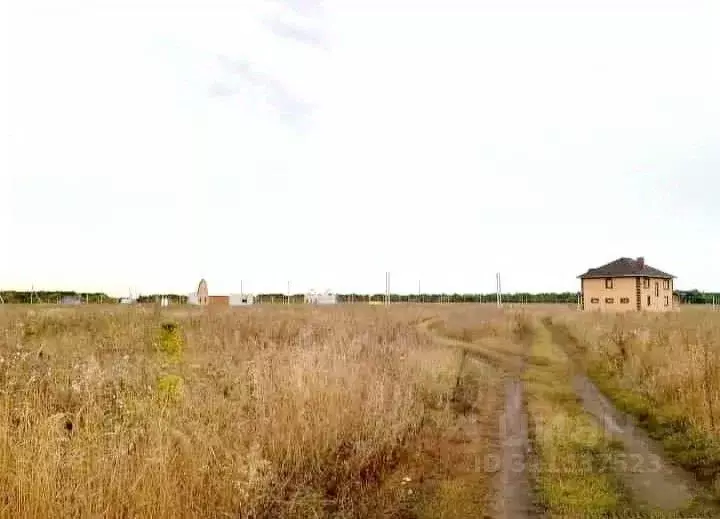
[526,325,631,518]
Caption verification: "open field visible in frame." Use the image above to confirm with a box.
[3,303,720,517]
[551,308,720,508]
[0,304,517,518]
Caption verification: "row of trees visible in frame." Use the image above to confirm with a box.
[0,290,579,305]
[337,292,581,304]
[0,291,114,304]
[3,289,719,306]
[674,290,720,305]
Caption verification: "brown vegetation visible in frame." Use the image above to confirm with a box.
[554,307,720,503]
[14,301,719,517]
[0,304,513,518]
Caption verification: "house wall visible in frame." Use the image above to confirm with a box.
[638,277,674,311]
[582,277,636,312]
[208,295,229,306]
[197,280,209,305]
[582,276,674,312]
[229,293,254,306]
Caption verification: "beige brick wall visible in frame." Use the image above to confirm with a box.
[638,277,674,311]
[582,276,674,312]
[582,277,636,312]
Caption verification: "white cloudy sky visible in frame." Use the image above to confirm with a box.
[2,0,719,296]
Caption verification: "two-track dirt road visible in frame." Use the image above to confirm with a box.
[421,315,720,518]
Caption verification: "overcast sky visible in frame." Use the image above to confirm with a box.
[2,0,719,296]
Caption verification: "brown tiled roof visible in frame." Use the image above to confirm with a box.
[578,257,675,279]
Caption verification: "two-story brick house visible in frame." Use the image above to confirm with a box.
[578,257,675,312]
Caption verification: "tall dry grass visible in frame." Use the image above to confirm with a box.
[560,309,720,436]
[554,308,720,498]
[0,304,461,518]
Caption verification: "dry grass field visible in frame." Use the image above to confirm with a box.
[4,302,720,518]
[0,304,520,518]
[553,308,720,493]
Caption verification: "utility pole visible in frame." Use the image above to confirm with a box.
[383,272,386,305]
[496,273,502,308]
[388,272,391,305]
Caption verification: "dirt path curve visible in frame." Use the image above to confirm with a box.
[418,319,535,519]
[546,320,720,515]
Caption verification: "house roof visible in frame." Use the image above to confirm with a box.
[578,257,675,279]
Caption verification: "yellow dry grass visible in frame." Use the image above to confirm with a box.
[0,303,514,518]
[555,307,720,503]
[559,308,720,438]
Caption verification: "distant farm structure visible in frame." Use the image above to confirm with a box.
[305,289,337,305]
[188,279,255,307]
[230,293,255,306]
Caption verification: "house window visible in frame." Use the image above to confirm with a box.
[647,295,651,306]
[655,283,659,297]
[664,296,670,306]
[663,279,671,290]
[605,297,614,304]
[643,278,650,289]
[590,298,600,304]
[605,278,614,289]
[620,298,630,304]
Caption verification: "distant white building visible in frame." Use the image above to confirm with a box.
[229,293,254,306]
[119,288,138,305]
[187,279,254,306]
[187,279,209,306]
[305,289,337,305]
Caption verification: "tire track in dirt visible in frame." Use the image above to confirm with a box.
[546,319,720,515]
[420,319,536,518]
[497,376,534,519]
[572,374,699,512]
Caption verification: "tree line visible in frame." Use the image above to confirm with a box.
[2,289,718,305]
[0,290,578,304]
[674,290,720,305]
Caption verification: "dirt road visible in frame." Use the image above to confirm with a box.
[421,319,536,518]
[547,320,720,516]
